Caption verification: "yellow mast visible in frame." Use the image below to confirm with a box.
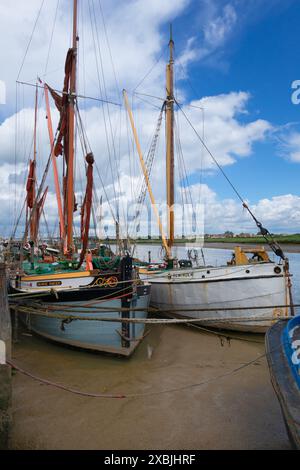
[123,90,171,258]
[166,25,175,256]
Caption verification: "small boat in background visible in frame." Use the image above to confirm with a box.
[265,315,300,449]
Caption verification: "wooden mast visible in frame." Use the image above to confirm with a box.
[44,84,65,241]
[65,0,78,254]
[123,90,171,258]
[30,82,38,243]
[166,24,175,256]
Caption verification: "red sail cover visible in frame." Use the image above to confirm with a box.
[46,48,75,163]
[30,186,48,243]
[26,160,35,209]
[78,153,94,268]
[47,46,77,242]
[36,187,48,226]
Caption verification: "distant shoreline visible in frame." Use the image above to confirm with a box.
[132,239,300,253]
[203,242,300,254]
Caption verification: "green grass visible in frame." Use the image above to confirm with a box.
[100,234,300,245]
[204,235,300,244]
[132,234,300,245]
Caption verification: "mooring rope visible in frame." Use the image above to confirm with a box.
[9,307,294,325]
[7,351,268,400]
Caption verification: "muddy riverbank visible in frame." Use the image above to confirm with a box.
[10,324,291,450]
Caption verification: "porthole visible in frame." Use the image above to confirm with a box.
[274,266,281,274]
[246,269,250,274]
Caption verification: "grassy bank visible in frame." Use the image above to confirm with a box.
[131,234,300,245]
[204,235,300,245]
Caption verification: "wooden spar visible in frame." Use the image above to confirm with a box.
[30,83,38,243]
[66,0,78,253]
[115,201,120,252]
[99,195,103,240]
[166,25,175,255]
[123,90,171,258]
[44,84,65,241]
[33,84,38,166]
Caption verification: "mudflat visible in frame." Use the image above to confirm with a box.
[10,324,291,450]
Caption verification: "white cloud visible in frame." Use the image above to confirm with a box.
[203,4,237,49]
[0,0,298,238]
[0,0,190,113]
[177,1,238,70]
[279,131,300,163]
[176,91,271,169]
[0,88,291,237]
[180,183,300,233]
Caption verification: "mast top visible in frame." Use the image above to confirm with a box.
[72,0,78,50]
[169,24,174,44]
[168,24,174,64]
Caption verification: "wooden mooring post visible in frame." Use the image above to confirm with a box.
[0,263,11,449]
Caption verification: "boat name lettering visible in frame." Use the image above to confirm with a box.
[37,281,62,287]
[172,273,194,278]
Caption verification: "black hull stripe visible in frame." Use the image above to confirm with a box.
[10,284,151,303]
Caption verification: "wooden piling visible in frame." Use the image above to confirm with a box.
[0,263,12,449]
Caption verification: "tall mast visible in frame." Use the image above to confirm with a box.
[44,84,65,241]
[30,82,38,243]
[65,0,78,253]
[166,24,175,255]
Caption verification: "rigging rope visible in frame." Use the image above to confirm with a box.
[43,0,60,79]
[175,99,286,261]
[16,0,45,81]
[129,103,165,238]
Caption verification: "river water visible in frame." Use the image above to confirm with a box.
[10,246,298,450]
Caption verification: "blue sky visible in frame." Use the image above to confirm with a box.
[168,0,300,202]
[0,0,300,236]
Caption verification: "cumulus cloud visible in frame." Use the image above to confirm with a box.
[0,0,299,238]
[179,183,300,233]
[176,1,238,70]
[0,0,190,114]
[279,131,300,163]
[0,88,290,237]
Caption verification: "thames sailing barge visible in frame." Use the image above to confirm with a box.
[124,28,294,333]
[9,0,150,356]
